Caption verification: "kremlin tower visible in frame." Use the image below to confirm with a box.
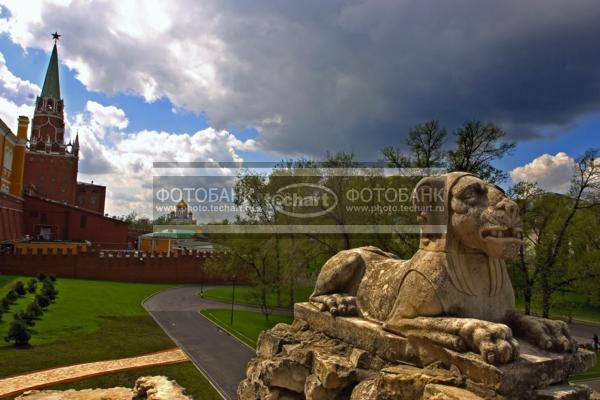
[0,33,128,247]
[23,33,80,205]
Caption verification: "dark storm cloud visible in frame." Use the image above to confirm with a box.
[9,0,600,159]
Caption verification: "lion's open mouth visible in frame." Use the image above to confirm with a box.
[479,226,522,242]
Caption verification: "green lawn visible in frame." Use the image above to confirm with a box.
[515,293,600,323]
[42,362,222,400]
[201,286,313,309]
[200,308,292,348]
[0,277,172,376]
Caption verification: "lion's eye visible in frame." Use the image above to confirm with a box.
[461,185,485,204]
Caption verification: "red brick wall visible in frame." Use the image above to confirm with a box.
[23,152,78,205]
[0,250,247,284]
[23,195,129,248]
[76,183,106,215]
[31,109,65,143]
[0,192,23,241]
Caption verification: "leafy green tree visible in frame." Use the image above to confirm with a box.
[447,121,515,183]
[509,149,600,317]
[508,181,543,315]
[5,319,31,346]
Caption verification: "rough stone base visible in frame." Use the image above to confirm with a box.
[238,304,598,400]
[16,376,191,400]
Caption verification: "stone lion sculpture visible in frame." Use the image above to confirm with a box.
[310,172,576,365]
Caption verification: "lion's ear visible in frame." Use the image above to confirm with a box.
[412,176,446,228]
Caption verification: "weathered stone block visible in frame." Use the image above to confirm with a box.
[534,384,592,400]
[294,302,596,396]
[313,351,357,390]
[349,348,371,369]
[423,383,485,400]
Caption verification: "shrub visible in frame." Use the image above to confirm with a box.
[35,293,51,308]
[13,281,26,296]
[41,283,58,301]
[0,297,10,312]
[14,310,35,327]
[49,274,57,282]
[26,302,43,319]
[37,272,47,282]
[27,279,37,294]
[5,290,18,303]
[5,319,31,346]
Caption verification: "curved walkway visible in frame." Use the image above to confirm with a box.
[143,286,288,400]
[0,348,187,399]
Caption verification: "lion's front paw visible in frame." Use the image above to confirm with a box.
[511,315,576,353]
[310,294,357,316]
[459,320,520,364]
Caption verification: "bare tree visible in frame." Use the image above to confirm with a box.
[382,119,447,169]
[447,121,515,183]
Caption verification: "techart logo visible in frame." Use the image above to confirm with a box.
[272,183,338,218]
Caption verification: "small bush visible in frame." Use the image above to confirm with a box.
[13,281,26,296]
[0,297,10,312]
[41,283,58,301]
[35,293,51,308]
[27,279,37,294]
[37,272,47,282]
[26,302,43,319]
[5,290,18,303]
[14,310,35,327]
[5,319,31,346]
[49,274,57,282]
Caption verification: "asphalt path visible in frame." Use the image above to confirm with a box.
[144,286,599,399]
[143,286,284,400]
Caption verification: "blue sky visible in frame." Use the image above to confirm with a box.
[0,1,598,216]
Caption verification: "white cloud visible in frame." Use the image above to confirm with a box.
[71,101,256,217]
[510,152,575,193]
[0,51,39,128]
[84,100,128,138]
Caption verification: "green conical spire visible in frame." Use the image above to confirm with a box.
[41,42,61,99]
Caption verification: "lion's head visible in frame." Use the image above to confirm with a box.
[413,172,522,296]
[448,174,522,259]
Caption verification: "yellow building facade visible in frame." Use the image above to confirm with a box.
[14,240,89,255]
[0,116,28,196]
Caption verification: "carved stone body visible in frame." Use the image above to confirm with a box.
[310,172,574,364]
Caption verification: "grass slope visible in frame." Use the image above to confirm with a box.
[0,277,173,377]
[201,286,312,309]
[200,308,292,348]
